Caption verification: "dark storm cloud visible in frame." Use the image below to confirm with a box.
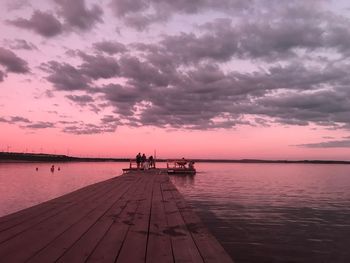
[296,140,350,148]
[0,47,30,74]
[8,10,63,37]
[93,41,127,55]
[54,0,103,31]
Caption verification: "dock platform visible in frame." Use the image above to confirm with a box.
[0,169,233,262]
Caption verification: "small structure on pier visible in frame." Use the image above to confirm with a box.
[167,159,196,175]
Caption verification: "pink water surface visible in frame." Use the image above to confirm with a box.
[0,162,128,217]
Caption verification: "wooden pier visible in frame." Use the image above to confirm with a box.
[0,170,233,262]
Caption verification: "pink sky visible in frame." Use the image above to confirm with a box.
[1,0,350,160]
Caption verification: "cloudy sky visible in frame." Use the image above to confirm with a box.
[1,0,350,159]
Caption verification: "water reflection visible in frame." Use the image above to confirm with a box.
[0,162,127,217]
[170,163,350,263]
[169,173,196,187]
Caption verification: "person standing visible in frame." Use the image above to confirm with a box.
[141,153,147,169]
[136,153,141,169]
[148,155,154,168]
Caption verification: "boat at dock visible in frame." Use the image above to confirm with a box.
[167,159,196,175]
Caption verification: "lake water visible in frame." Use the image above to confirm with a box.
[171,163,350,263]
[0,162,125,217]
[1,162,350,262]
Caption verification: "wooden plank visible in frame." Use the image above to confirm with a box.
[169,182,234,263]
[87,173,155,262]
[26,175,141,262]
[115,173,156,263]
[56,174,150,262]
[0,176,124,244]
[146,174,173,263]
[0,175,131,261]
[161,178,203,263]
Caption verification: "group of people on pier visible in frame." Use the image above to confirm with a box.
[135,153,155,169]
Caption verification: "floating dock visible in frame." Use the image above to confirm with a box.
[0,169,233,262]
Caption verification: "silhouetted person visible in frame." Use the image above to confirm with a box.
[177,158,187,168]
[36,167,38,171]
[189,161,195,169]
[141,153,147,169]
[148,155,154,168]
[136,153,141,169]
[50,165,55,173]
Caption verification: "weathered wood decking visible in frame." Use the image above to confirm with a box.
[0,170,233,262]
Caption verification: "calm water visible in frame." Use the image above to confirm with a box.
[1,162,350,262]
[170,163,350,263]
[0,162,126,217]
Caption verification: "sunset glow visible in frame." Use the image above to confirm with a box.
[1,0,350,160]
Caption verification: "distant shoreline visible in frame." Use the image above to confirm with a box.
[1,152,350,164]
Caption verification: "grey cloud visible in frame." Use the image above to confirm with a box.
[42,61,91,91]
[109,0,251,29]
[119,55,171,87]
[78,52,120,80]
[103,84,141,116]
[10,116,30,123]
[0,70,5,82]
[160,29,238,64]
[93,41,127,55]
[8,10,63,37]
[42,52,121,91]
[0,47,30,74]
[6,0,31,11]
[35,0,350,131]
[0,116,30,124]
[296,140,350,148]
[54,0,103,31]
[66,94,94,104]
[101,115,120,124]
[4,39,38,50]
[131,1,350,64]
[62,123,117,135]
[24,122,55,129]
[109,0,149,17]
[0,116,54,130]
[96,57,350,130]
